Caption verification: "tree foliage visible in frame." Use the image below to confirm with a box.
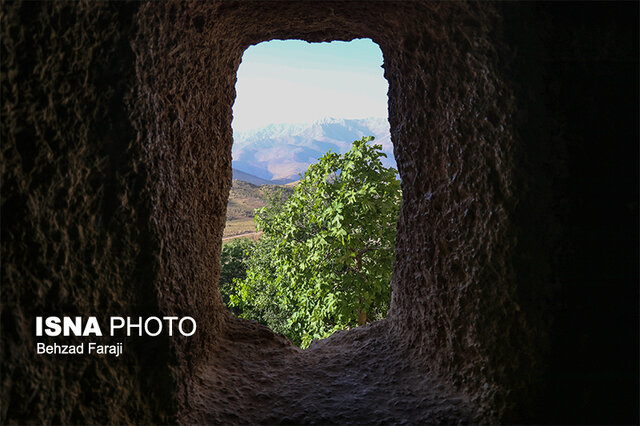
[219,238,256,316]
[230,136,401,348]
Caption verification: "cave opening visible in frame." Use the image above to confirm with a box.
[220,38,400,349]
[131,3,530,421]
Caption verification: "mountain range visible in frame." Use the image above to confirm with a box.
[232,117,393,184]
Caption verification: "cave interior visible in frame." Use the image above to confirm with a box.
[1,1,638,424]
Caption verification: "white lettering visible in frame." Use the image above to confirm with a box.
[35,342,84,355]
[84,317,102,336]
[127,317,143,336]
[36,317,43,336]
[144,317,162,336]
[179,317,196,336]
[45,317,61,336]
[37,316,102,337]
[164,316,178,336]
[35,316,196,338]
[110,317,125,335]
[63,317,82,336]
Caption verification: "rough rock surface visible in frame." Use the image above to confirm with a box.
[187,319,475,425]
[1,3,174,423]
[2,1,637,424]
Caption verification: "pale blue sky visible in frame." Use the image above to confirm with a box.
[232,39,389,132]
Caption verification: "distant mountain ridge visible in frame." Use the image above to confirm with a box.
[232,169,278,186]
[232,117,393,184]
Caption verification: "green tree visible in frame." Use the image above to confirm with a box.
[219,238,256,316]
[231,136,401,347]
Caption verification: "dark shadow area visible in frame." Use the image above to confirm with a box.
[532,3,637,423]
[501,3,639,422]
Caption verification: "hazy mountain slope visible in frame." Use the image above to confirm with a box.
[232,117,393,182]
[232,169,273,186]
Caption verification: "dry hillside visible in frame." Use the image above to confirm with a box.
[224,180,295,237]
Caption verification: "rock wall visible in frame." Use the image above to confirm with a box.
[1,2,174,423]
[2,1,637,424]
